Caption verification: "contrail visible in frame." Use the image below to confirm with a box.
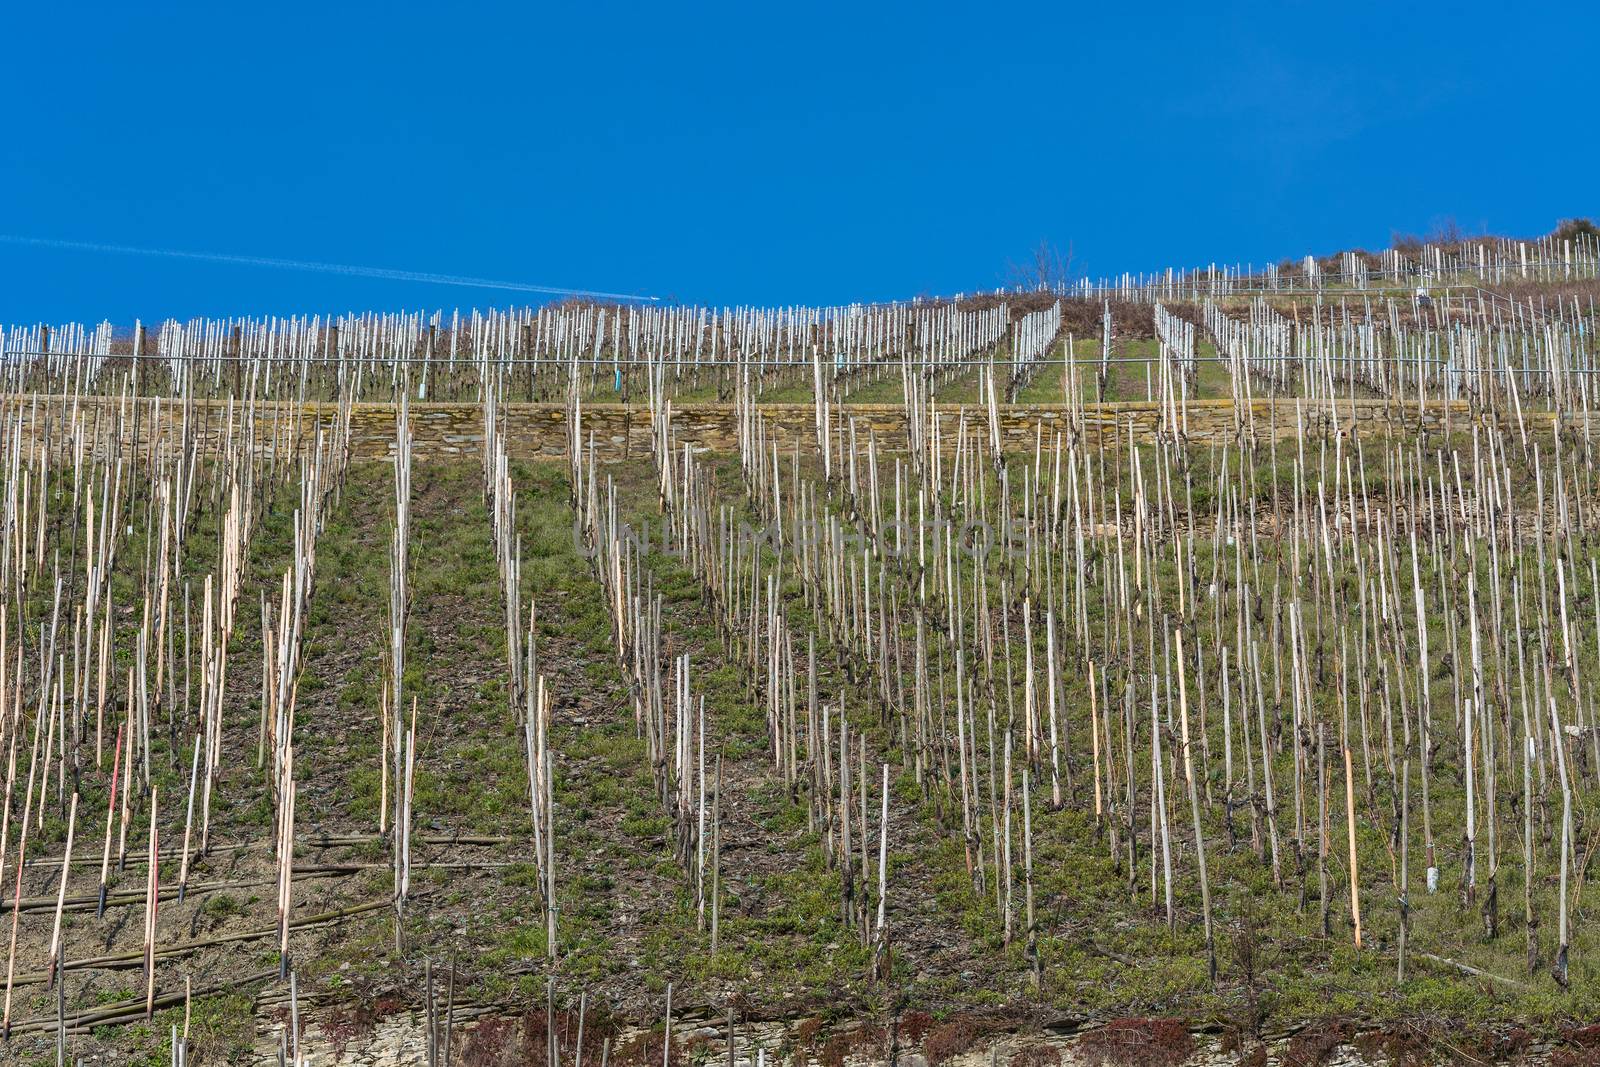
[0,234,659,302]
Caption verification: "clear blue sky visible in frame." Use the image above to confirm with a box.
[4,1,1595,323]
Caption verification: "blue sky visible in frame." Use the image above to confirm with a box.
[3,1,1595,323]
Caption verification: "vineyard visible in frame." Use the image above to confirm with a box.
[6,231,1600,1065]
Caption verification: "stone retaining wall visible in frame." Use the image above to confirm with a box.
[1,395,1580,463]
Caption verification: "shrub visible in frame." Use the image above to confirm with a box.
[1009,1044,1061,1067]
[1552,218,1600,244]
[924,1018,1000,1067]
[1075,1019,1193,1067]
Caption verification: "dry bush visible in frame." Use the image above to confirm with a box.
[1281,1020,1348,1067]
[818,1033,853,1067]
[612,1029,687,1067]
[1553,1025,1600,1067]
[1469,1028,1531,1064]
[1390,218,1471,257]
[898,1011,935,1047]
[1352,1028,1431,1067]
[1554,1050,1600,1067]
[923,1017,1001,1067]
[1074,1019,1193,1067]
[1234,1045,1267,1067]
[320,999,384,1058]
[1058,299,1154,340]
[793,1016,826,1057]
[818,1024,885,1067]
[460,1017,524,1067]
[458,1008,620,1067]
[1009,1043,1061,1067]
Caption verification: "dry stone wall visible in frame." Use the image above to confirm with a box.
[1,394,1584,463]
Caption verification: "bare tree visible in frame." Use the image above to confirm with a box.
[1007,240,1076,292]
